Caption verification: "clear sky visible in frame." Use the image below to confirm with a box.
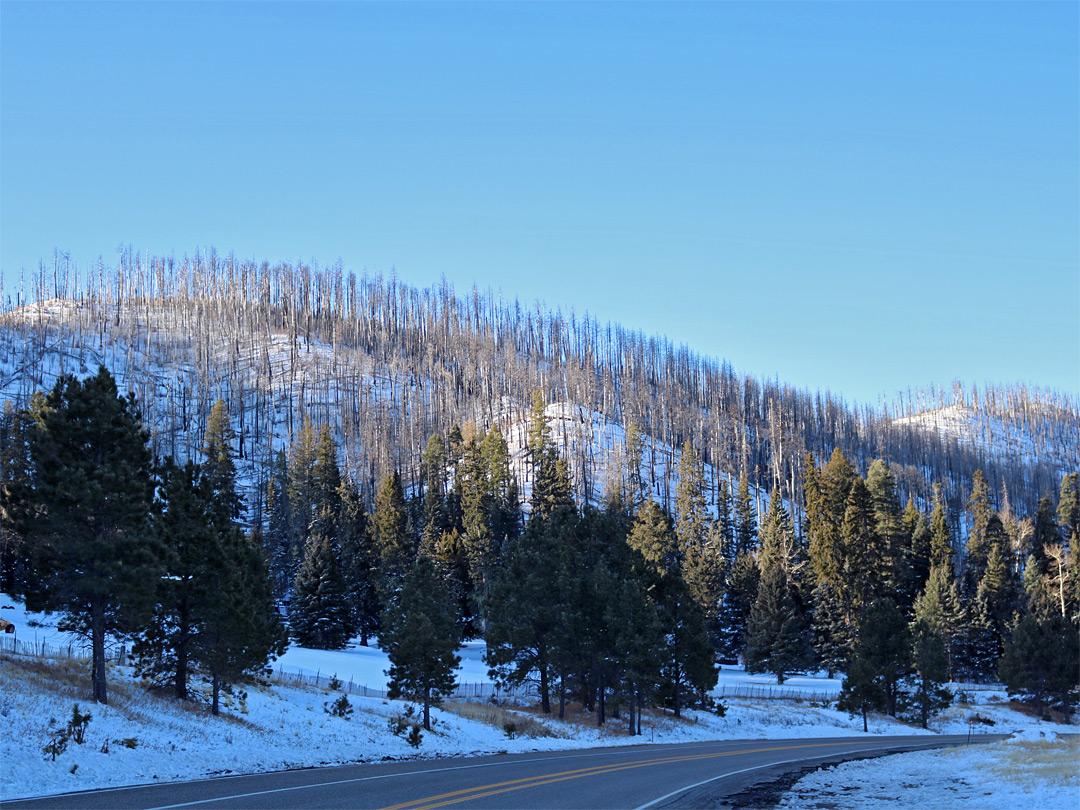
[2,1,1077,407]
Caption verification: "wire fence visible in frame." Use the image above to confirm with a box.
[267,667,536,702]
[0,634,129,663]
[713,683,838,702]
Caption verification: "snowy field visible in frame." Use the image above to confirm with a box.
[1,595,1074,804]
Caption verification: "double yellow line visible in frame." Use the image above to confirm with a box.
[376,742,833,810]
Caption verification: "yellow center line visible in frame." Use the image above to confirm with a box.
[375,742,837,810]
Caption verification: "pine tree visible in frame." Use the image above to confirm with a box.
[999,613,1079,718]
[1058,472,1080,545]
[715,476,736,565]
[485,508,574,713]
[849,597,909,718]
[372,470,413,581]
[901,496,932,607]
[744,564,810,684]
[337,480,381,646]
[717,551,759,662]
[929,485,955,571]
[913,564,964,680]
[263,450,292,599]
[290,534,355,649]
[196,524,286,715]
[734,473,757,556]
[624,422,648,508]
[654,566,717,717]
[865,459,904,598]
[964,470,994,590]
[675,442,723,627]
[0,400,33,594]
[382,555,462,731]
[903,619,952,729]
[202,399,242,524]
[135,458,214,700]
[20,367,161,705]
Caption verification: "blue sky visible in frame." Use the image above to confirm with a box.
[2,2,1077,406]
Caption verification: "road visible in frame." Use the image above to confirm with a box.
[2,734,1001,810]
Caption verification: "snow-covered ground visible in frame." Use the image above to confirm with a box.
[2,595,1073,804]
[777,728,1079,810]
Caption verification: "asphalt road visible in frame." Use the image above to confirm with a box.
[2,734,1002,810]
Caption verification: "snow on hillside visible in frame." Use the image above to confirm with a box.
[892,402,1078,476]
[1,595,1068,802]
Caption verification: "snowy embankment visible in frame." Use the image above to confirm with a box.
[1,596,1073,803]
[777,729,1079,810]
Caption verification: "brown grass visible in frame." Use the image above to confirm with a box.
[440,699,562,739]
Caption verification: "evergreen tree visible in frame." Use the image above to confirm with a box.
[901,496,932,607]
[999,613,1079,719]
[382,555,462,731]
[715,476,736,565]
[290,534,355,649]
[372,470,413,580]
[865,459,905,598]
[964,470,994,589]
[135,458,218,700]
[913,564,964,680]
[0,400,33,594]
[841,476,882,622]
[1058,472,1080,545]
[954,595,999,683]
[929,484,955,571]
[627,500,678,573]
[837,653,882,732]
[675,442,723,627]
[485,507,574,713]
[624,422,648,508]
[849,598,909,718]
[744,564,810,684]
[734,473,757,556]
[263,450,292,599]
[976,524,1018,645]
[810,581,851,676]
[654,565,717,717]
[196,523,286,715]
[337,480,381,646]
[202,399,242,523]
[903,619,952,729]
[717,551,759,662]
[20,367,160,705]
[531,451,573,522]
[481,424,521,550]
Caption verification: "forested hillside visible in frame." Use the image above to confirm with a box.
[0,250,1074,525]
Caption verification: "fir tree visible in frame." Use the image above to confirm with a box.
[715,476,736,565]
[744,564,810,684]
[903,619,952,729]
[913,564,964,680]
[850,597,909,718]
[1058,472,1080,545]
[382,555,462,731]
[717,551,759,662]
[734,473,757,557]
[624,422,648,508]
[964,470,994,589]
[263,450,292,599]
[20,367,160,705]
[901,496,932,607]
[290,534,355,649]
[202,399,242,523]
[999,613,1079,719]
[675,442,723,626]
[865,459,905,598]
[337,480,381,646]
[0,400,33,594]
[372,470,413,580]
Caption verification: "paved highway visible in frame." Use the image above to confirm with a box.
[2,735,1001,810]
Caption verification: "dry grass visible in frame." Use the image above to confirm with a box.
[983,736,1080,788]
[440,699,562,739]
[0,652,260,729]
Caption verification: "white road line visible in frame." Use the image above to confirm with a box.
[632,744,916,810]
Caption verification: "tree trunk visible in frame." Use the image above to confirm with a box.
[212,672,221,716]
[91,600,108,705]
[423,687,431,731]
[539,664,551,714]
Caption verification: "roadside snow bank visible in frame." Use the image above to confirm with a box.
[777,732,1079,810]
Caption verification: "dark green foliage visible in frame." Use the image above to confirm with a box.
[913,564,964,680]
[838,598,910,728]
[485,507,574,713]
[0,400,33,594]
[953,596,1000,683]
[336,481,381,646]
[1058,473,1080,544]
[290,534,355,650]
[135,458,214,700]
[810,581,851,677]
[20,367,161,705]
[717,551,759,661]
[900,496,932,608]
[263,450,292,600]
[744,564,810,684]
[903,619,952,729]
[734,473,757,557]
[372,470,413,580]
[964,470,994,589]
[929,485,955,571]
[999,613,1079,718]
[654,566,717,717]
[382,555,462,730]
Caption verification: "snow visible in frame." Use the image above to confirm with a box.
[2,594,1072,803]
[776,730,1079,809]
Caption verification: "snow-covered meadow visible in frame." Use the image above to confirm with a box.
[2,595,1074,804]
